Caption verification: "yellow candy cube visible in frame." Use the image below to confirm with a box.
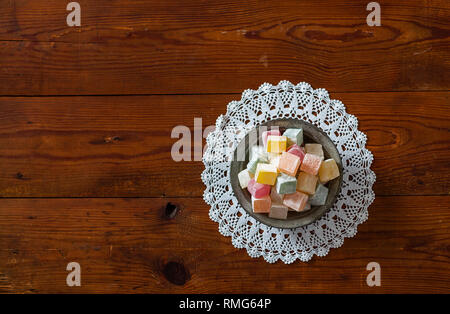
[319,159,340,183]
[266,135,287,153]
[255,163,278,185]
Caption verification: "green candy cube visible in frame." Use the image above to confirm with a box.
[283,128,303,146]
[309,183,329,206]
[275,173,297,194]
[247,155,268,174]
[247,145,269,174]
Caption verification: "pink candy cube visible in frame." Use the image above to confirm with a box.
[283,191,309,212]
[262,129,281,148]
[247,178,271,198]
[300,153,322,176]
[287,144,306,162]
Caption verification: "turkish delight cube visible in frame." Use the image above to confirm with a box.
[309,183,329,206]
[252,195,271,213]
[270,156,280,171]
[270,187,284,204]
[266,135,287,153]
[278,152,301,177]
[290,201,311,211]
[296,172,318,195]
[246,152,268,174]
[275,173,297,194]
[300,153,322,175]
[269,203,289,220]
[283,191,309,212]
[319,158,340,183]
[287,144,306,162]
[305,143,324,158]
[247,178,271,198]
[238,169,253,189]
[283,128,303,146]
[255,163,278,185]
[262,129,281,148]
[249,145,268,162]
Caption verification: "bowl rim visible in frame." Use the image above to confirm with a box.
[230,118,343,229]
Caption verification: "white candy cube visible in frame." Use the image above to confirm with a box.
[238,169,252,189]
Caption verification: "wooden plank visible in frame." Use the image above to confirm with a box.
[0,0,449,95]
[0,196,448,251]
[0,92,447,197]
[2,0,448,43]
[0,196,448,293]
[0,92,448,197]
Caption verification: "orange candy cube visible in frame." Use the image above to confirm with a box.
[252,195,272,213]
[277,152,301,177]
[283,191,309,212]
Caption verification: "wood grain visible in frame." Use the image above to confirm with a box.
[2,0,448,43]
[0,0,449,95]
[0,92,448,197]
[0,0,449,295]
[0,195,448,293]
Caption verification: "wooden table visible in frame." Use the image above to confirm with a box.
[0,0,449,294]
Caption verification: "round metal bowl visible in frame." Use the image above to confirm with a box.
[230,118,343,229]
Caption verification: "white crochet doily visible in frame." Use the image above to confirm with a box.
[201,81,376,263]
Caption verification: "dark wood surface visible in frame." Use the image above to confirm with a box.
[0,92,448,198]
[0,196,449,293]
[0,0,449,293]
[1,0,449,95]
